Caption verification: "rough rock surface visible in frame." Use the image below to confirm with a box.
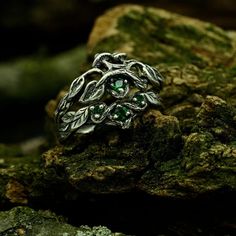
[0,207,124,236]
[44,4,236,198]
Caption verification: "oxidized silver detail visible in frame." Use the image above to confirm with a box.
[55,52,164,140]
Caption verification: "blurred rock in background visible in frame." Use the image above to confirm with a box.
[1,0,236,61]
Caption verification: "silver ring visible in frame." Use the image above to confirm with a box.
[55,52,164,141]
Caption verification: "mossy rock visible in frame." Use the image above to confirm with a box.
[88,5,236,67]
[44,4,236,198]
[0,206,124,236]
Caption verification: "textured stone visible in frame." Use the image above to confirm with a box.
[43,5,236,199]
[43,110,181,194]
[139,95,236,197]
[0,207,124,236]
[88,5,236,67]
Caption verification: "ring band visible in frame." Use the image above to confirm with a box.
[55,52,164,141]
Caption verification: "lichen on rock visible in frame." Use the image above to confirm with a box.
[44,4,236,199]
[0,207,123,236]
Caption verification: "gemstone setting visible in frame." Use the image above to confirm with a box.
[108,76,129,98]
[110,104,133,127]
[132,93,147,109]
[90,103,106,123]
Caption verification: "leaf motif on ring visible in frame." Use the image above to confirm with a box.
[68,76,85,99]
[79,80,105,103]
[144,91,161,105]
[61,111,76,123]
[70,107,89,130]
[143,65,163,89]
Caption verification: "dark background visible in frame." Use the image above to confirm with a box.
[1,0,236,143]
[1,0,236,61]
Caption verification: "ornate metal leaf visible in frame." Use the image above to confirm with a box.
[123,116,133,129]
[113,52,127,61]
[143,65,163,89]
[89,84,105,101]
[92,52,113,68]
[71,107,89,130]
[55,95,72,122]
[61,111,76,123]
[68,76,85,99]
[144,92,161,105]
[125,62,148,89]
[79,81,105,103]
[58,122,69,132]
[123,102,145,111]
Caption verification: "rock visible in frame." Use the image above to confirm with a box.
[88,4,236,67]
[1,2,235,201]
[41,4,236,199]
[43,111,182,194]
[0,206,124,236]
[87,5,236,133]
[0,143,41,205]
[140,95,236,198]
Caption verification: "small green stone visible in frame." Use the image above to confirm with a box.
[113,106,131,122]
[133,94,146,107]
[94,106,102,114]
[111,79,125,93]
[91,104,105,117]
[115,80,123,88]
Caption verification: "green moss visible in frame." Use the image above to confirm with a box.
[116,10,206,66]
[171,24,232,50]
[169,25,204,41]
[91,35,126,55]
[228,66,236,76]
[205,24,233,47]
[0,207,120,236]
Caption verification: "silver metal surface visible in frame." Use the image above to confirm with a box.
[55,52,164,140]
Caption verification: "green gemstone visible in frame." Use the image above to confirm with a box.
[113,106,131,122]
[134,94,146,107]
[91,104,105,115]
[94,106,102,114]
[111,79,124,92]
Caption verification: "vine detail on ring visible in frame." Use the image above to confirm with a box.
[55,52,164,140]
